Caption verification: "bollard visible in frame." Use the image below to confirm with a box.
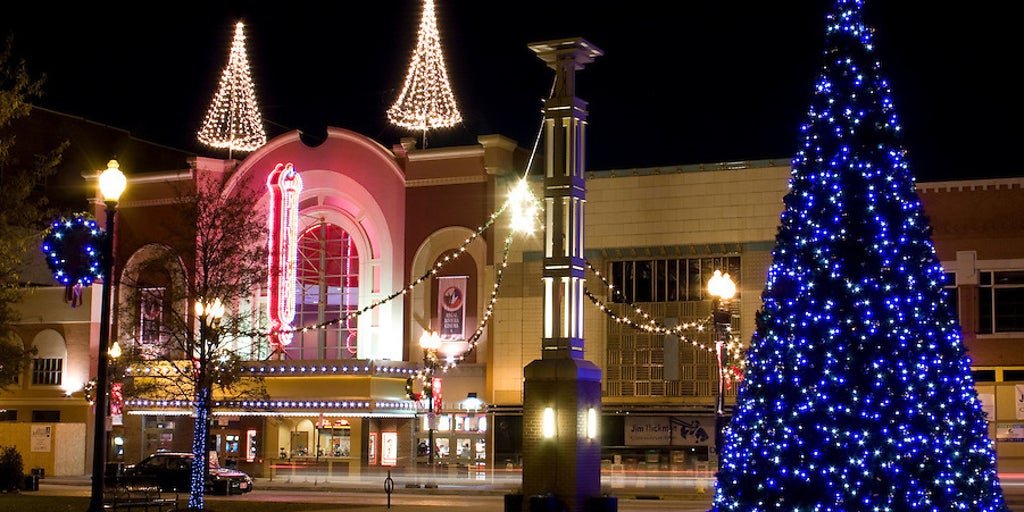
[384,470,395,509]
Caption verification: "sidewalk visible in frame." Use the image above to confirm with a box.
[39,468,716,500]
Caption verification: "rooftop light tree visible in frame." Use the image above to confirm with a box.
[711,1,1009,510]
[0,37,65,388]
[196,21,267,159]
[387,0,462,147]
[114,176,269,510]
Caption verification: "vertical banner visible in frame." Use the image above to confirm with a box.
[1016,385,1024,420]
[246,429,258,462]
[381,431,398,466]
[432,377,443,415]
[110,382,124,426]
[368,433,378,465]
[438,276,467,340]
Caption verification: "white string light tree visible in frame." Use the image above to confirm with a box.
[197,21,267,159]
[387,0,462,148]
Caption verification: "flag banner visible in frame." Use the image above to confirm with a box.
[438,276,467,340]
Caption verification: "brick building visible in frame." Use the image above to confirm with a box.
[3,113,1023,477]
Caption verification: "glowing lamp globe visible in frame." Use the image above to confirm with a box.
[420,330,441,351]
[99,160,127,203]
[708,270,736,300]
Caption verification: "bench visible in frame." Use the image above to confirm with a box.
[103,479,180,512]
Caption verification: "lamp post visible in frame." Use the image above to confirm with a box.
[88,159,126,512]
[707,269,736,472]
[419,330,441,466]
[191,297,224,509]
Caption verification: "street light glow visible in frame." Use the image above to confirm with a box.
[98,159,127,203]
[419,329,441,351]
[708,269,736,300]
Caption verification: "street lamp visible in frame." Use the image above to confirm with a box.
[419,330,441,467]
[190,297,225,509]
[88,159,126,512]
[707,269,735,472]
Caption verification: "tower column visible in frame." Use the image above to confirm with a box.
[521,38,608,512]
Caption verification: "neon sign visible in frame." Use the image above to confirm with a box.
[267,163,302,351]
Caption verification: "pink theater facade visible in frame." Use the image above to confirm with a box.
[109,128,525,477]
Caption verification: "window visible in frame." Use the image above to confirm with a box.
[30,330,66,387]
[137,286,167,359]
[31,410,60,422]
[0,410,16,421]
[31,358,63,386]
[978,271,1024,334]
[1002,370,1024,381]
[972,369,996,382]
[289,222,360,360]
[609,256,740,304]
[942,272,958,322]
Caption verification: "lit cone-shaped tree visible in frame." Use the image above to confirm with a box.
[387,0,462,145]
[711,1,1008,510]
[197,21,267,156]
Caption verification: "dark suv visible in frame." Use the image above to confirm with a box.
[122,452,254,495]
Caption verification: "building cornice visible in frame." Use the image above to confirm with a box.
[406,175,488,188]
[917,177,1024,193]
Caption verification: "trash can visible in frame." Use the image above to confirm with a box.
[105,462,125,484]
[30,468,45,479]
[23,474,39,491]
[529,494,560,512]
[586,496,618,512]
[504,493,523,512]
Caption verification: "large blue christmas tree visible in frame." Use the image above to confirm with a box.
[711,1,1008,510]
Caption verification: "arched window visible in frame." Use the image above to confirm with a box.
[31,330,67,387]
[288,222,359,360]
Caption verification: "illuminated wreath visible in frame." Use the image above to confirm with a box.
[41,214,106,289]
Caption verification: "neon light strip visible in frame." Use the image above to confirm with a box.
[267,162,303,349]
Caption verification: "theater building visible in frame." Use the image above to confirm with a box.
[4,114,1024,476]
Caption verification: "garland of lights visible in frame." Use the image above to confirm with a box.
[410,230,515,387]
[387,0,463,132]
[280,201,510,337]
[41,214,106,307]
[197,21,267,153]
[583,259,746,382]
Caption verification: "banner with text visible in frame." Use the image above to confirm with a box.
[438,276,467,340]
[625,416,713,446]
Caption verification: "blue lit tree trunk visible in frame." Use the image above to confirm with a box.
[188,384,211,510]
[112,176,270,511]
[711,1,1008,510]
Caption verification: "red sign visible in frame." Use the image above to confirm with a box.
[432,377,443,415]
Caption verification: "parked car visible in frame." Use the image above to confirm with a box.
[122,452,254,495]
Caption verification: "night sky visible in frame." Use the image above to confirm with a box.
[1,2,1016,183]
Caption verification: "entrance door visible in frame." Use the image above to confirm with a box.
[290,431,309,457]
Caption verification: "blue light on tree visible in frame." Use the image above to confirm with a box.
[711,1,1008,510]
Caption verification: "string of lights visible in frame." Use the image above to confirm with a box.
[387,0,462,132]
[196,21,267,153]
[582,260,746,382]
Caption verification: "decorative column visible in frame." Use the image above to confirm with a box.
[521,38,606,512]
